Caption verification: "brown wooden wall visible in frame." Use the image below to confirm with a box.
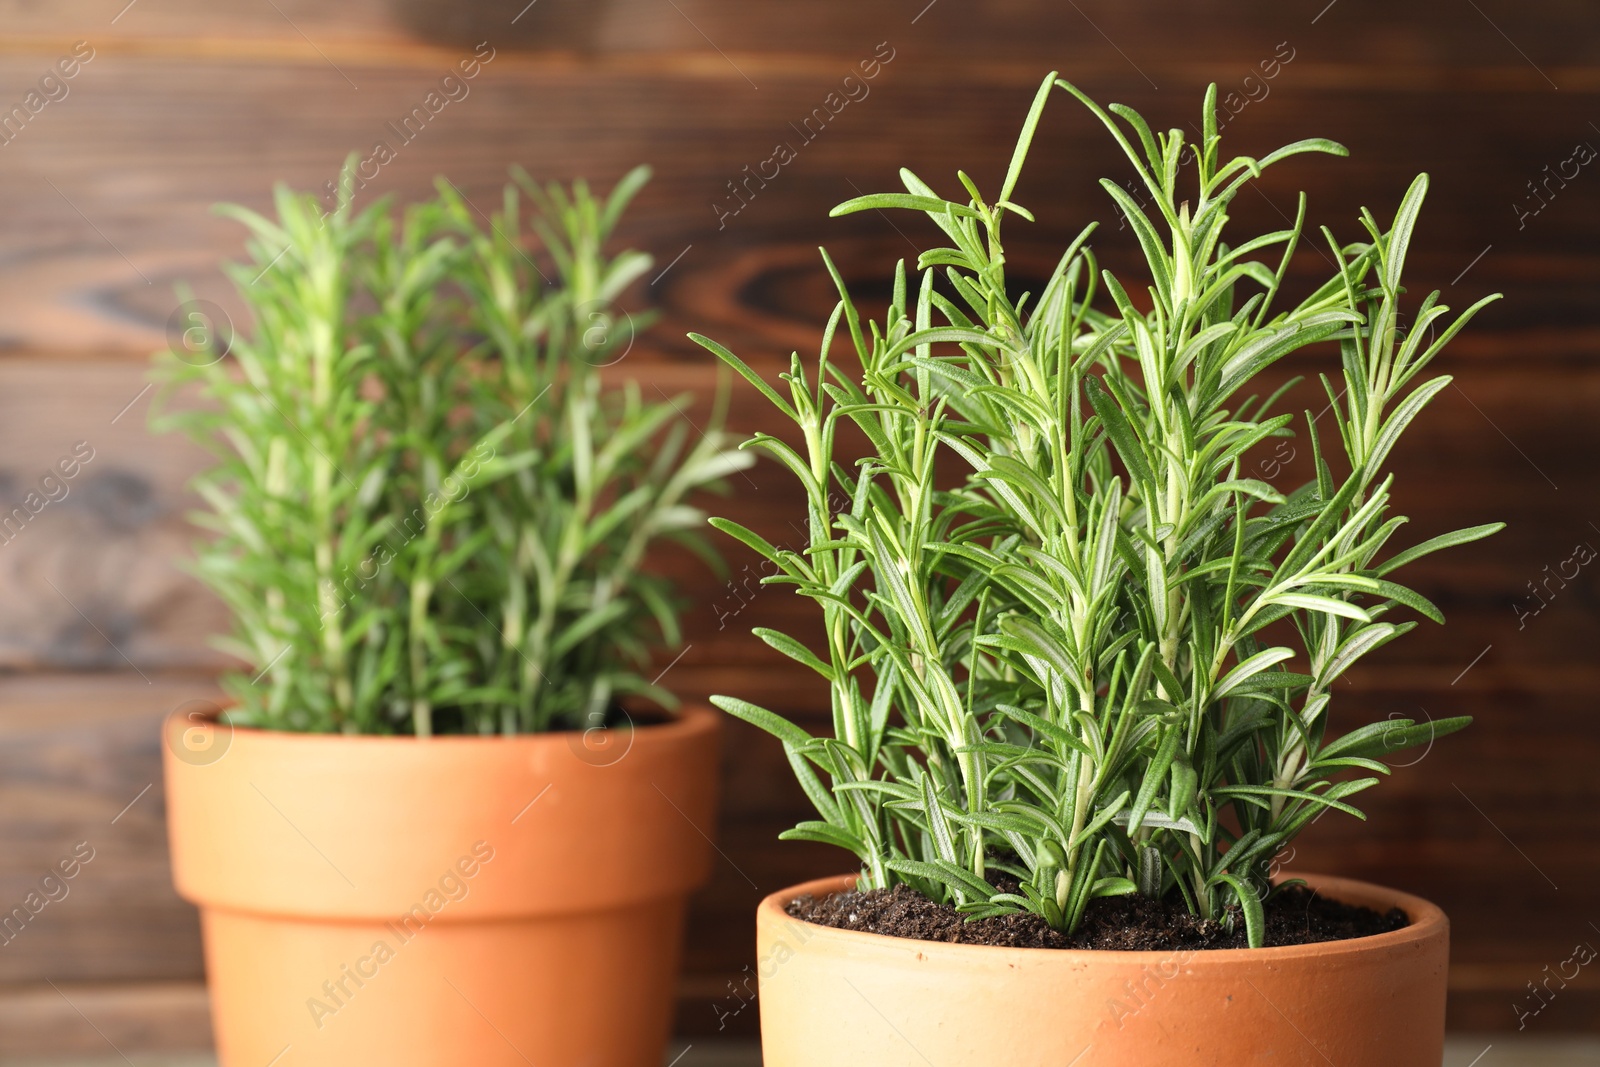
[0,0,1597,1053]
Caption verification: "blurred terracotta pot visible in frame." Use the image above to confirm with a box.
[756,872,1448,1067]
[165,705,720,1067]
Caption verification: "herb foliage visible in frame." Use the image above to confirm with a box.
[698,75,1500,944]
[159,166,749,736]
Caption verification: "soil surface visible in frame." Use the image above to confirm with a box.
[787,881,1407,950]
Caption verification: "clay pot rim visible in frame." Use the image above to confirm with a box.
[761,871,1446,963]
[170,700,717,747]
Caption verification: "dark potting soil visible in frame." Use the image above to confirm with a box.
[421,702,669,735]
[786,881,1408,951]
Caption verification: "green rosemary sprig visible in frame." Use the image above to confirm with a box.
[699,74,1499,945]
[157,164,749,736]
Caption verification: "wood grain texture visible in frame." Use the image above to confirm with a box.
[0,675,215,983]
[0,0,1593,1049]
[0,0,1597,73]
[0,981,210,1056]
[0,31,1593,361]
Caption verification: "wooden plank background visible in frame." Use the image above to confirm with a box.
[0,0,1596,1052]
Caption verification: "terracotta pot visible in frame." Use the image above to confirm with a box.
[164,705,720,1067]
[756,872,1448,1066]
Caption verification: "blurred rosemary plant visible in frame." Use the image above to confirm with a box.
[697,75,1500,945]
[157,165,748,736]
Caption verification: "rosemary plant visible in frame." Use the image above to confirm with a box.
[158,165,748,736]
[698,74,1500,945]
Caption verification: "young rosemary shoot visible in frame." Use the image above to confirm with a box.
[157,165,749,736]
[697,74,1501,945]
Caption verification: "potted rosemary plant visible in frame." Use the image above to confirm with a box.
[158,166,747,1067]
[697,74,1499,1065]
